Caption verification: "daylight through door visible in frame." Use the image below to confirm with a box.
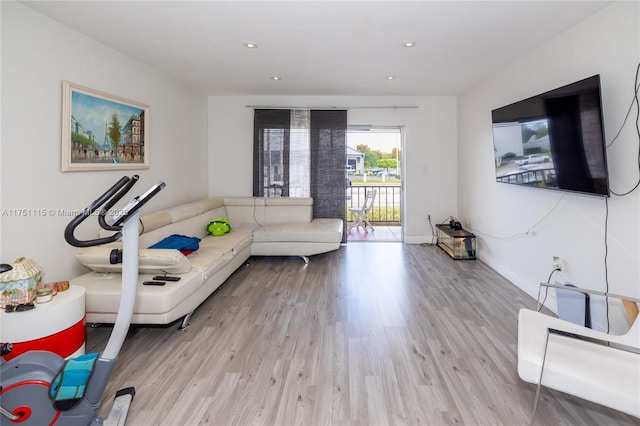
[346,126,403,242]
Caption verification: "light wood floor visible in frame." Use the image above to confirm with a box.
[87,243,639,425]
[347,226,402,242]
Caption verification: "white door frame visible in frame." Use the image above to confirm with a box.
[346,125,404,242]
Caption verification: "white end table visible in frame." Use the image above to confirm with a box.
[0,285,85,360]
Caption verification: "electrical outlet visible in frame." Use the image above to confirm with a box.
[427,214,431,221]
[552,256,563,272]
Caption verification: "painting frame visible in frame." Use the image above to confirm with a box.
[61,81,150,172]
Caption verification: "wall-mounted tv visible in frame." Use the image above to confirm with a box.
[492,75,609,197]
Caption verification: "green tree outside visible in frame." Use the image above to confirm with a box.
[364,152,379,168]
[377,158,397,169]
[354,143,401,171]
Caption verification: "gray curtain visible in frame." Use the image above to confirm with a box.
[310,110,347,232]
[253,109,347,241]
[253,109,290,197]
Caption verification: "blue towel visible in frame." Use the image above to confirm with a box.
[148,234,200,253]
[49,352,99,410]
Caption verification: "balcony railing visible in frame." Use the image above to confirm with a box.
[346,185,401,225]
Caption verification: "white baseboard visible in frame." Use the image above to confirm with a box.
[404,234,435,245]
[479,252,558,314]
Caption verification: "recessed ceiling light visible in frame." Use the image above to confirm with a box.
[271,76,281,81]
[244,42,258,49]
[386,76,395,80]
[404,41,416,48]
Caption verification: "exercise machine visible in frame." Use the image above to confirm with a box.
[1,175,164,425]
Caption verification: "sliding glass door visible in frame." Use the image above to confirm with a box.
[346,126,403,242]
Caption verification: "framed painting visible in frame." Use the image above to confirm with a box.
[61,81,150,172]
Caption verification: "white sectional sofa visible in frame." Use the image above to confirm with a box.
[70,197,343,329]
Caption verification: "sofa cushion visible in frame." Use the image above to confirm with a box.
[252,218,342,244]
[186,247,233,280]
[263,199,313,225]
[166,202,207,223]
[264,197,313,206]
[75,269,204,316]
[193,198,226,212]
[140,211,173,233]
[137,209,225,248]
[199,231,253,254]
[223,197,265,230]
[76,246,191,274]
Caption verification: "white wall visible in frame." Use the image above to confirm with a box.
[1,2,208,281]
[458,2,640,332]
[208,95,457,243]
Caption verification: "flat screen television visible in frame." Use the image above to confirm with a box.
[492,75,609,197]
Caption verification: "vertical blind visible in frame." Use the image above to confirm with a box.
[310,110,347,222]
[253,109,291,197]
[253,109,347,239]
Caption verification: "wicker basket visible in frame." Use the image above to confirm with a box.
[0,257,43,308]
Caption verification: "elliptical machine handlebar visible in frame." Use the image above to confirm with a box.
[97,175,140,232]
[64,175,166,248]
[64,175,134,247]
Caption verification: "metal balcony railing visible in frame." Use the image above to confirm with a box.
[346,185,401,225]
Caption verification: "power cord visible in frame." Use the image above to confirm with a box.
[606,62,640,149]
[421,215,437,246]
[472,194,565,241]
[604,196,610,333]
[428,215,436,245]
[253,197,263,227]
[609,62,640,196]
[422,215,462,246]
[537,268,561,312]
[537,198,610,330]
[603,63,639,329]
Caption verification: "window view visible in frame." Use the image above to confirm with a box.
[346,127,402,242]
[259,110,311,197]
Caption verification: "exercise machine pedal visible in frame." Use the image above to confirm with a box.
[102,387,135,426]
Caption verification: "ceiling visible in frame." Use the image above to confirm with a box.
[21,1,612,96]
